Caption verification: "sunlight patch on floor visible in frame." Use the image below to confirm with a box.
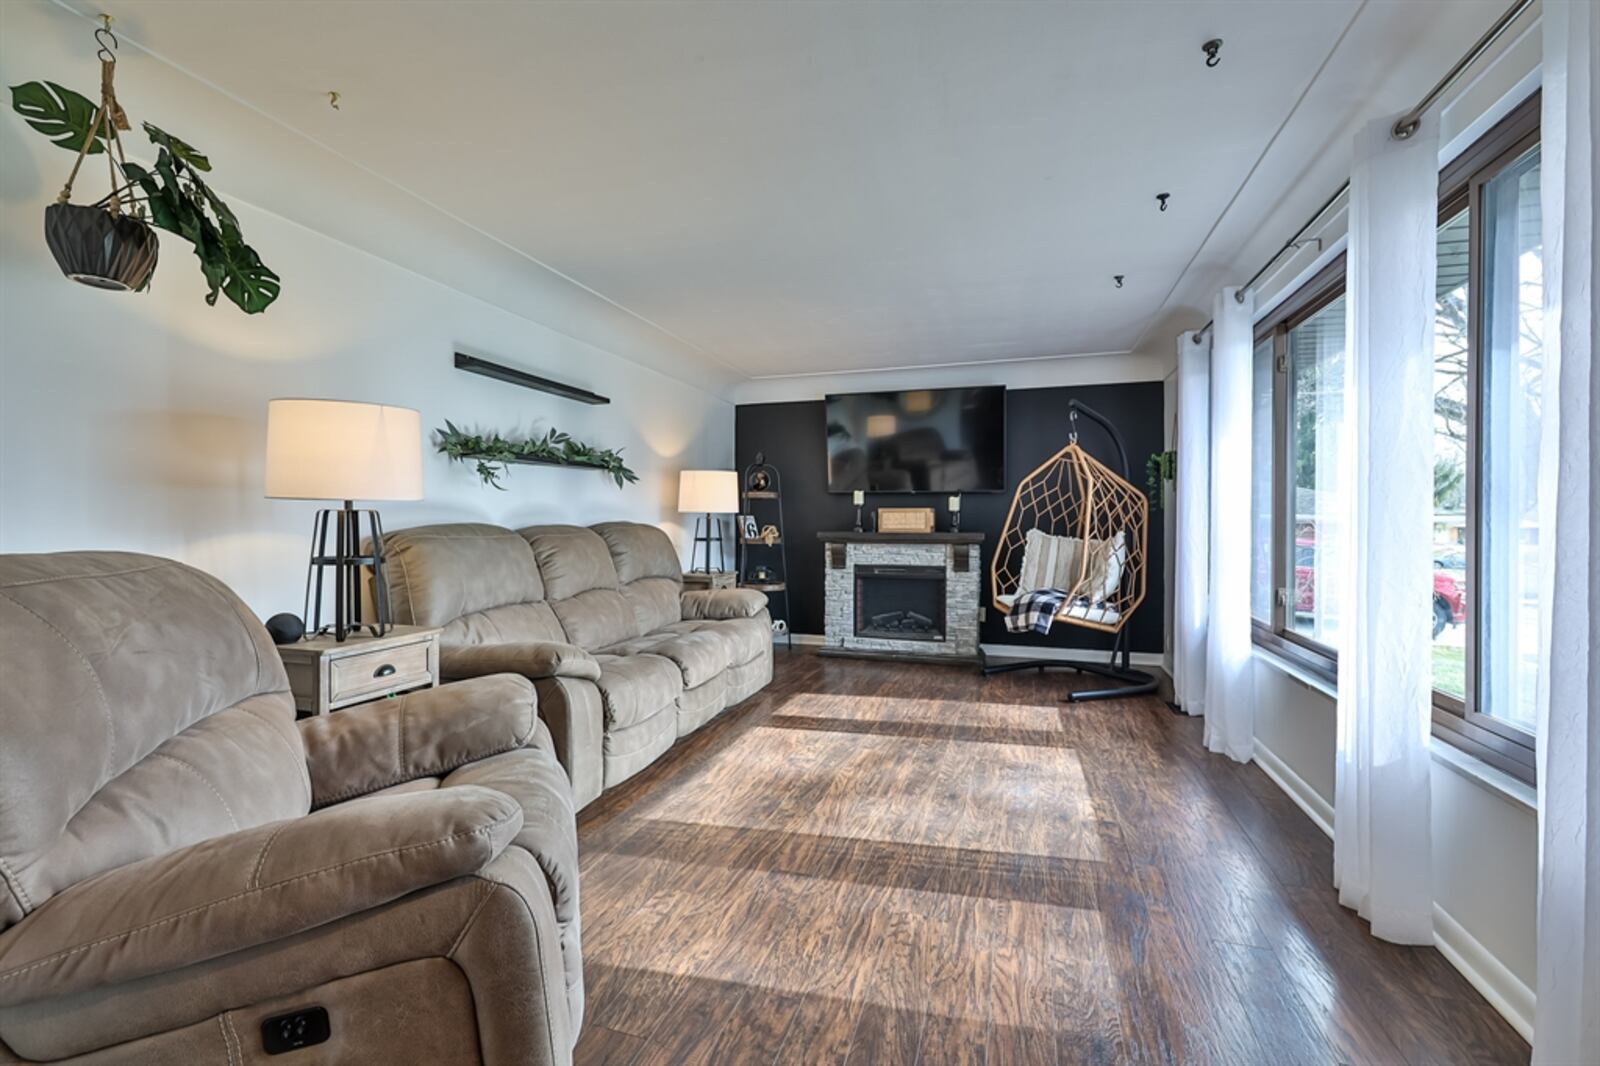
[633,695,1100,862]
[580,857,1115,1026]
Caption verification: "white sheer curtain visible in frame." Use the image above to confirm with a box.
[1173,329,1211,715]
[1332,111,1436,944]
[1533,3,1598,1061]
[1202,288,1255,761]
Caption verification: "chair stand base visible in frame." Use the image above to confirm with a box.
[980,650,1158,703]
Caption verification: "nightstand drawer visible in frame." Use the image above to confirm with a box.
[276,625,442,716]
[327,640,434,705]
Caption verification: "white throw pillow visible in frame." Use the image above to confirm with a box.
[1017,529,1083,594]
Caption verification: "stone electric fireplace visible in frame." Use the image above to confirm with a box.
[818,531,984,663]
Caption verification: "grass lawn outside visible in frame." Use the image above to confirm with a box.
[1433,644,1466,701]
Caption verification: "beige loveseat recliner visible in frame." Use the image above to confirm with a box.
[380,522,774,808]
[0,552,582,1065]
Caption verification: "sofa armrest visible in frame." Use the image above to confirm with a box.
[681,588,769,621]
[532,677,605,810]
[299,674,541,808]
[0,788,521,1006]
[441,641,602,683]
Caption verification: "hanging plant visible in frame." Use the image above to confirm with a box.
[1145,450,1176,506]
[437,422,640,490]
[9,19,279,313]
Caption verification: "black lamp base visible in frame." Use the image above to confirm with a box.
[689,513,728,573]
[303,501,391,642]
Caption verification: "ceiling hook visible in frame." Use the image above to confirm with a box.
[327,91,341,110]
[1157,193,1170,212]
[1113,274,1125,289]
[1202,39,1223,68]
[95,13,118,60]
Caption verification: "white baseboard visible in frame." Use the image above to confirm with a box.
[1250,739,1335,839]
[1249,741,1535,1041]
[1433,903,1535,1043]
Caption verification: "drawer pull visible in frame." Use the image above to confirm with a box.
[373,663,397,679]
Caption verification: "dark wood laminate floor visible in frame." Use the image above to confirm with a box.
[573,649,1529,1066]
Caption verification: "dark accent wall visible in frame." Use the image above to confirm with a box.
[735,382,1167,655]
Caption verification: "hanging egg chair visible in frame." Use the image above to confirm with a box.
[985,400,1157,701]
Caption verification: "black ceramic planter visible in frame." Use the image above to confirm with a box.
[43,202,160,292]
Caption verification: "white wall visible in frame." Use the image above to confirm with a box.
[0,31,731,619]
[1251,658,1539,1036]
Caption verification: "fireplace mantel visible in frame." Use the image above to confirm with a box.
[815,531,985,544]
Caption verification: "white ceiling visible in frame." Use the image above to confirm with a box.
[53,0,1516,386]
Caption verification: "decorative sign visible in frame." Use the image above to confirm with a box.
[877,507,936,534]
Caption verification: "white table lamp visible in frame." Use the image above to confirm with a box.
[678,469,739,573]
[266,399,422,641]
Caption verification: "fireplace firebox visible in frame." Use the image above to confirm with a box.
[854,565,946,642]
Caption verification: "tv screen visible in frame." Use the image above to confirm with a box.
[825,386,1006,493]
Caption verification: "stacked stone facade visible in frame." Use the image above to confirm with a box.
[822,539,981,659]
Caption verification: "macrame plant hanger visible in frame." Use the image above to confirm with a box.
[39,16,162,294]
[984,399,1158,702]
[62,18,137,225]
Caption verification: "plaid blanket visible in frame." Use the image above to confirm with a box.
[1006,587,1070,635]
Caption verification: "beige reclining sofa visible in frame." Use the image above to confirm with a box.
[0,552,582,1065]
[379,521,774,808]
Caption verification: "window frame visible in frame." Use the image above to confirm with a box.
[1250,254,1346,687]
[1430,91,1541,782]
[1246,89,1540,785]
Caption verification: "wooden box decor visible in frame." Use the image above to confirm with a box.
[876,507,936,534]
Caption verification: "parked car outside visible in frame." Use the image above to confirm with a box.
[1293,538,1465,638]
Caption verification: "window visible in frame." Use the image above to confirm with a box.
[1250,336,1274,623]
[1430,92,1541,779]
[1249,256,1345,680]
[1433,205,1470,703]
[1286,294,1347,648]
[1248,91,1541,783]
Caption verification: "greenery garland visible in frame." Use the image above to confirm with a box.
[437,421,639,489]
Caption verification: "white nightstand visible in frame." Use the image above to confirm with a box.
[275,625,441,716]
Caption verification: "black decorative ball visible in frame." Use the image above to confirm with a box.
[265,612,305,645]
[44,203,160,292]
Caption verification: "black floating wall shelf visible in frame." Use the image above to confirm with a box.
[454,352,610,405]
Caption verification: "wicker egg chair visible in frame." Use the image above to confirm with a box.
[985,400,1158,702]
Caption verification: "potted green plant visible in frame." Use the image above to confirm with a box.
[10,21,278,313]
[1146,449,1176,506]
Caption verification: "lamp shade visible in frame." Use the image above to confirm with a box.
[677,469,739,514]
[265,399,423,501]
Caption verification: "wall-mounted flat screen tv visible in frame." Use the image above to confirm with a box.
[825,386,1006,493]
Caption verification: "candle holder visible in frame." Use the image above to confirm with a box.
[949,493,963,532]
[852,490,865,532]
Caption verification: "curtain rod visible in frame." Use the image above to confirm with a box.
[1188,0,1534,344]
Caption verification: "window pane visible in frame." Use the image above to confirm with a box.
[1479,146,1543,733]
[1251,336,1274,622]
[1433,207,1470,700]
[1287,295,1346,647]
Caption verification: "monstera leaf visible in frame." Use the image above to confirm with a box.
[114,136,281,314]
[10,81,107,153]
[142,121,210,172]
